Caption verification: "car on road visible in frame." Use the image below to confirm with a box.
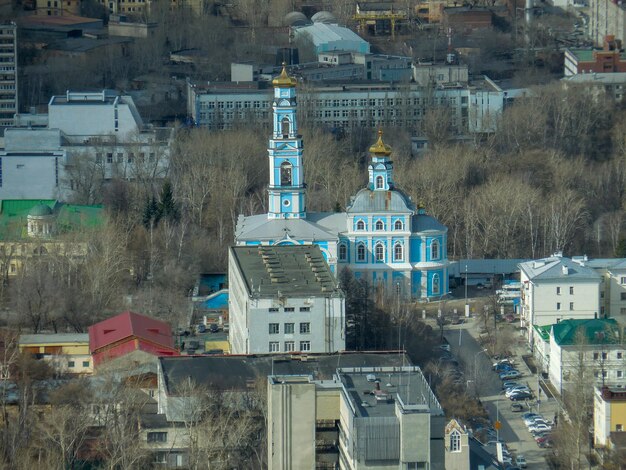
[529,423,552,434]
[500,370,522,380]
[522,412,541,420]
[510,403,525,412]
[502,381,519,390]
[510,392,533,401]
[494,363,514,373]
[523,415,545,425]
[515,455,527,468]
[505,386,530,397]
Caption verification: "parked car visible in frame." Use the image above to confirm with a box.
[529,423,552,434]
[510,392,533,401]
[502,381,519,390]
[196,323,206,334]
[523,415,545,426]
[493,358,515,368]
[208,323,219,333]
[506,386,530,397]
[522,412,541,420]
[500,370,522,380]
[439,343,451,352]
[510,403,525,412]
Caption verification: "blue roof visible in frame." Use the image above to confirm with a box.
[197,290,229,310]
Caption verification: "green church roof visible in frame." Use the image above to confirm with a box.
[29,204,54,217]
[551,318,622,346]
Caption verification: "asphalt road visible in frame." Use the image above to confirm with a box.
[444,321,559,469]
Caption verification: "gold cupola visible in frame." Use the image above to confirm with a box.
[369,129,392,156]
[272,63,297,88]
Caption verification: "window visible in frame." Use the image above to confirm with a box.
[299,307,310,312]
[284,341,295,352]
[269,323,279,334]
[394,220,403,230]
[357,243,366,262]
[394,243,403,261]
[431,240,440,260]
[154,452,167,464]
[338,243,347,261]
[375,242,384,262]
[621,277,626,285]
[569,286,574,295]
[269,342,279,352]
[602,352,608,360]
[300,322,310,334]
[569,302,574,311]
[68,361,75,368]
[147,432,167,443]
[617,371,623,379]
[556,303,561,311]
[556,286,561,295]
[269,307,279,313]
[618,352,623,359]
[617,424,624,432]
[106,153,113,164]
[375,175,384,189]
[280,162,292,186]
[300,341,311,352]
[284,323,294,334]
[621,292,626,301]
[117,152,123,163]
[432,274,440,295]
[593,352,599,360]
[375,220,384,231]
[95,153,102,163]
[450,430,461,452]
[356,220,365,231]
[284,307,294,312]
[82,361,89,367]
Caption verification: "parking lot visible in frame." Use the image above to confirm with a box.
[444,320,561,468]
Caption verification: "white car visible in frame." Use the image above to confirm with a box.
[523,415,545,426]
[516,455,528,468]
[529,423,552,434]
[506,386,530,397]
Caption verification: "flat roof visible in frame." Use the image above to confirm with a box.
[20,333,89,345]
[230,245,341,297]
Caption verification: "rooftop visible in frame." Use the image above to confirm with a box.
[230,245,341,297]
[519,256,601,282]
[293,23,369,48]
[19,333,89,345]
[567,48,626,62]
[551,318,623,346]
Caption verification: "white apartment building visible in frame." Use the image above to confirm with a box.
[0,22,17,128]
[228,245,345,355]
[585,258,626,322]
[589,0,626,47]
[0,90,172,201]
[187,77,505,135]
[594,386,626,450]
[519,255,602,344]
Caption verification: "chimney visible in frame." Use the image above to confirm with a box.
[562,265,568,276]
[375,381,381,391]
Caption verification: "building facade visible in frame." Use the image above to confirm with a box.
[234,66,449,299]
[0,23,17,128]
[19,333,92,374]
[594,386,626,450]
[590,0,626,48]
[228,245,345,355]
[564,36,626,77]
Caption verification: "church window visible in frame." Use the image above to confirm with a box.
[394,220,403,231]
[375,220,384,231]
[281,117,290,137]
[356,220,365,231]
[280,162,292,186]
[432,274,440,295]
[450,430,461,452]
[356,243,366,262]
[431,240,440,260]
[375,242,385,262]
[339,243,347,261]
[394,243,403,261]
[375,175,384,189]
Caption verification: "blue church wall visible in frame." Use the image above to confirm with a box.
[354,237,368,263]
[411,271,421,296]
[353,217,368,231]
[391,216,406,230]
[338,239,350,263]
[409,237,422,263]
[372,216,386,231]
[371,238,388,264]
[280,193,294,214]
[427,270,445,297]
[426,236,445,262]
[391,238,405,263]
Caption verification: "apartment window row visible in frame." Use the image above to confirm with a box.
[269,341,310,352]
[268,306,310,313]
[556,302,575,311]
[593,351,622,360]
[147,432,167,443]
[593,370,623,379]
[355,219,405,231]
[95,152,155,164]
[67,360,90,368]
[269,322,310,334]
[556,286,575,295]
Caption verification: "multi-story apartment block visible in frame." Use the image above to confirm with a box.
[564,36,626,76]
[0,22,17,128]
[267,365,445,470]
[0,90,172,200]
[228,245,345,355]
[594,386,626,450]
[590,0,626,47]
[187,76,505,135]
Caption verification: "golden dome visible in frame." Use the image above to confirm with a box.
[369,129,392,156]
[272,63,297,88]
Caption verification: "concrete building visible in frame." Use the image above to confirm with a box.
[293,23,371,55]
[412,61,469,87]
[0,22,17,128]
[594,386,626,450]
[543,318,625,395]
[562,72,626,104]
[187,76,505,135]
[267,365,445,470]
[228,245,345,355]
[590,0,626,47]
[19,333,92,374]
[584,258,626,322]
[0,90,172,201]
[444,419,500,470]
[519,255,602,343]
[564,36,626,76]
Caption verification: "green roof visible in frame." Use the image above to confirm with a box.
[551,318,622,346]
[570,48,626,63]
[0,200,103,240]
[534,324,551,342]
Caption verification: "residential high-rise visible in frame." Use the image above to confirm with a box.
[0,22,17,128]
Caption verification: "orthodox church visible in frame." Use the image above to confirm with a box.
[234,66,448,299]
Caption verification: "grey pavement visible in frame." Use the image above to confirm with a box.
[444,320,559,469]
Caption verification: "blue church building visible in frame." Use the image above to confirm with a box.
[234,65,448,299]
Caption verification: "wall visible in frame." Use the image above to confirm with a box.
[526,280,600,327]
[590,0,626,48]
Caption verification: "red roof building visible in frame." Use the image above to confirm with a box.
[89,311,178,366]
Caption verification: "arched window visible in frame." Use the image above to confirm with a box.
[375,242,385,262]
[281,116,290,137]
[450,430,461,452]
[356,220,365,231]
[394,220,403,231]
[432,273,440,295]
[280,161,292,186]
[375,175,384,189]
[338,243,347,261]
[375,220,384,231]
[356,243,366,262]
[393,243,403,261]
[431,240,440,260]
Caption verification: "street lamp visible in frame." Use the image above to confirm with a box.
[464,264,469,318]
